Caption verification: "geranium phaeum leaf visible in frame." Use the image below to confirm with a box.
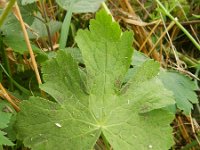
[16,10,175,150]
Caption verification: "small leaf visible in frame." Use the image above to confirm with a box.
[19,2,37,25]
[158,70,198,115]
[0,112,11,129]
[0,104,14,146]
[0,12,22,37]
[56,0,105,13]
[3,36,43,55]
[0,131,14,146]
[29,13,62,38]
[0,3,36,37]
[16,10,175,150]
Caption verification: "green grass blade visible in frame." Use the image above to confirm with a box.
[59,3,73,49]
[0,64,30,95]
[155,0,200,51]
[0,0,16,27]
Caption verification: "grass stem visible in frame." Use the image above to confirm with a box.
[0,0,16,27]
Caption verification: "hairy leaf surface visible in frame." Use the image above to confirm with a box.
[16,11,175,150]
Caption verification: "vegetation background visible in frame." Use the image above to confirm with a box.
[0,0,200,149]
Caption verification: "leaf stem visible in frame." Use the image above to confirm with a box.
[59,3,73,49]
[0,0,16,27]
[155,0,200,51]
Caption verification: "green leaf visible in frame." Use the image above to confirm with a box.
[3,35,48,63]
[0,2,36,37]
[19,2,38,25]
[56,0,105,13]
[29,13,62,38]
[0,112,11,129]
[0,131,13,146]
[1,101,17,142]
[3,36,43,54]
[0,12,22,37]
[64,47,84,64]
[21,0,36,5]
[158,70,198,115]
[16,10,175,150]
[0,103,14,146]
[131,50,150,67]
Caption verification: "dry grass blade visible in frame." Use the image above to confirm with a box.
[122,18,160,27]
[0,83,19,112]
[12,2,42,85]
[147,21,175,56]
[119,0,161,61]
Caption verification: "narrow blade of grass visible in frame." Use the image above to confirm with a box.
[59,3,73,49]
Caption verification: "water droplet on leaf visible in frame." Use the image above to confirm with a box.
[55,123,62,128]
[148,145,153,149]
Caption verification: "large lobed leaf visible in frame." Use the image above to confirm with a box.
[16,10,175,150]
